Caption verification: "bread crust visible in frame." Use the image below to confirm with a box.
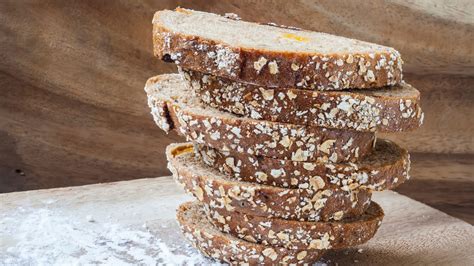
[194,139,410,191]
[182,69,423,132]
[153,9,403,90]
[167,143,372,222]
[204,201,384,250]
[149,8,411,263]
[145,74,375,163]
[177,201,325,265]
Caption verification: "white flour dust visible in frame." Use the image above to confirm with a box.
[0,207,222,265]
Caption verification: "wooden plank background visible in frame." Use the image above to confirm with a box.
[1,1,473,222]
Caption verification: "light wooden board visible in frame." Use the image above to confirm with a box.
[1,176,473,265]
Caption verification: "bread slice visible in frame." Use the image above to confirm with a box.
[153,8,403,90]
[145,74,375,163]
[166,143,372,222]
[177,201,325,265]
[205,201,384,250]
[195,139,410,191]
[182,69,424,132]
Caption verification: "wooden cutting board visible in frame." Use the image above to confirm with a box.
[1,176,473,265]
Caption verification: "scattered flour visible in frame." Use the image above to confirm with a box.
[0,207,222,265]
[85,215,95,223]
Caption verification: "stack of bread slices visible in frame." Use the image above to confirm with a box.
[145,8,423,265]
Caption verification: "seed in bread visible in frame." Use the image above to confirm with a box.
[167,143,372,222]
[181,68,424,132]
[204,201,384,250]
[145,74,375,163]
[177,201,325,265]
[153,8,403,90]
[195,139,410,191]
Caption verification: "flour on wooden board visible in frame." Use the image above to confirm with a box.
[0,207,223,265]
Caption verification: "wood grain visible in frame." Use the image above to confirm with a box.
[0,0,472,198]
[395,152,474,224]
[381,73,474,154]
[0,0,180,192]
[1,177,473,265]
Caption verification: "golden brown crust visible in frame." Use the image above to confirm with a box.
[204,201,384,250]
[195,139,410,191]
[153,10,403,90]
[182,69,423,132]
[167,143,372,222]
[145,74,375,163]
[177,201,325,265]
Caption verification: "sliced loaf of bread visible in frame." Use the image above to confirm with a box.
[205,201,383,250]
[182,69,424,132]
[153,8,403,90]
[178,201,325,265]
[194,139,410,191]
[145,74,375,163]
[167,143,372,222]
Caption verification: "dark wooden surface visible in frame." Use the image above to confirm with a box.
[0,1,473,224]
[395,153,474,224]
